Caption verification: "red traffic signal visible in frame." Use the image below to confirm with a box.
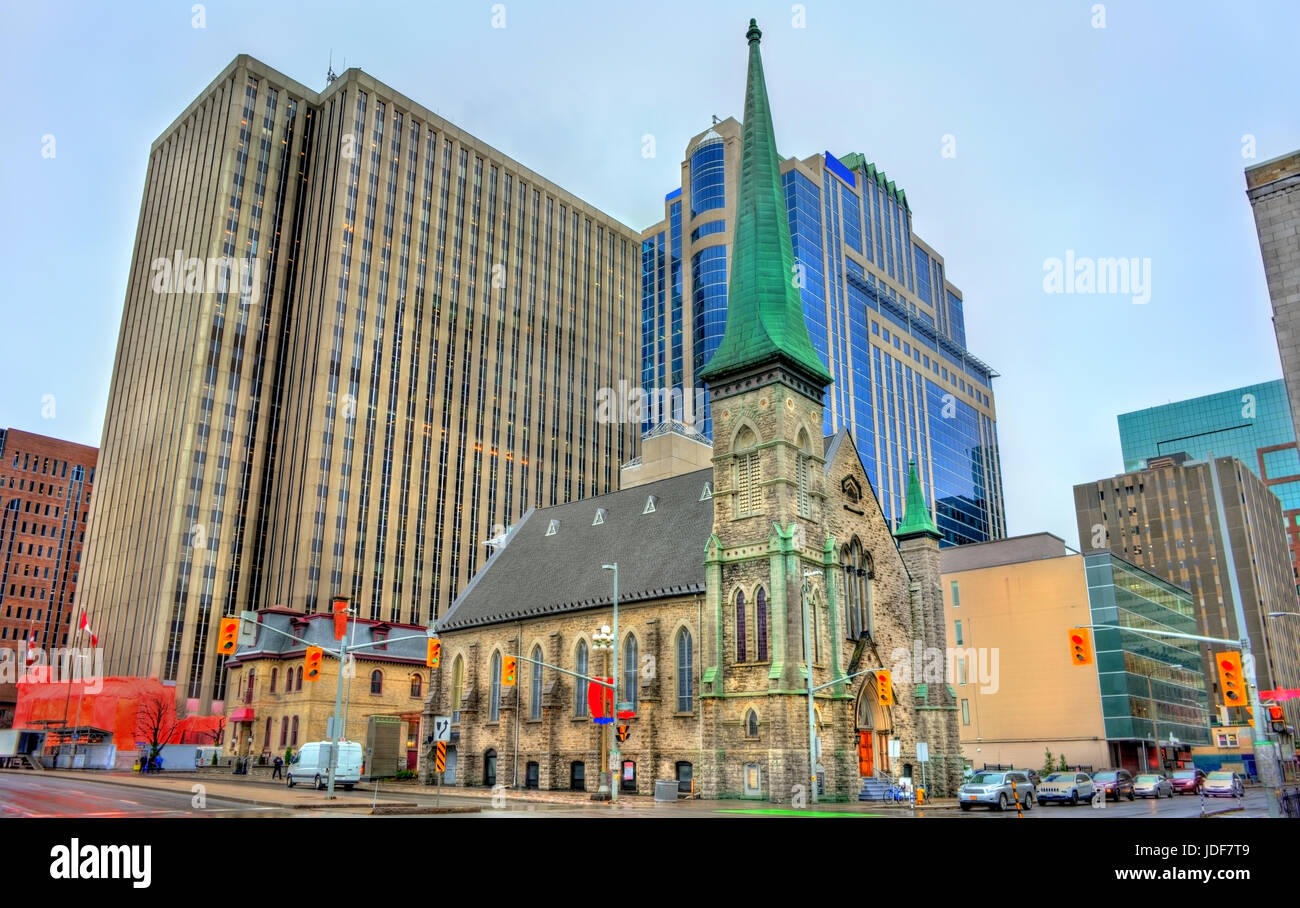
[217,618,239,655]
[875,669,893,706]
[1069,628,1094,665]
[1216,652,1244,709]
[1268,704,1286,732]
[304,646,324,682]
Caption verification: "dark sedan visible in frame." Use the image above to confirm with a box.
[1092,769,1135,801]
[1170,768,1207,794]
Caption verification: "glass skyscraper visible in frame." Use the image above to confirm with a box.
[1117,380,1300,583]
[642,120,1005,546]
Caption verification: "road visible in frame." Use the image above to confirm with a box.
[0,772,358,817]
[952,789,1270,818]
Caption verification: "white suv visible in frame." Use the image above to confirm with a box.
[1036,771,1095,806]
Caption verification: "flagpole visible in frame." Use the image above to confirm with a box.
[62,610,84,761]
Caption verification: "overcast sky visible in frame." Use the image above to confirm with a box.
[2,0,1298,547]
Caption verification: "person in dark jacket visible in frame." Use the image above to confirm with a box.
[271,754,284,779]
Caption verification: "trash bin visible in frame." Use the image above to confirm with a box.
[654,780,678,802]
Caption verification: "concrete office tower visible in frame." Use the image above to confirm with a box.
[641,119,1004,546]
[81,56,640,714]
[1246,151,1300,437]
[0,429,98,725]
[1074,457,1300,732]
[1118,380,1300,586]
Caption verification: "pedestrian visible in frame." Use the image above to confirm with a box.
[271,754,283,780]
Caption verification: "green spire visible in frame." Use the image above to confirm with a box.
[697,19,833,388]
[894,459,940,540]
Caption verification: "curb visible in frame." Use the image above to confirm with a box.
[370,805,481,816]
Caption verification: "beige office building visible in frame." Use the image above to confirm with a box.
[82,55,640,714]
[1246,151,1300,438]
[941,534,1110,771]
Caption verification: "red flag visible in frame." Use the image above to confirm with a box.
[25,635,38,667]
[79,610,99,647]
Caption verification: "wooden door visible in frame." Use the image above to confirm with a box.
[858,730,873,776]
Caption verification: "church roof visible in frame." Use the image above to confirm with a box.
[696,19,833,389]
[437,468,716,631]
[893,458,941,540]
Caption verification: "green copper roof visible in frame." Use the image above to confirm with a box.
[893,459,940,539]
[697,19,833,388]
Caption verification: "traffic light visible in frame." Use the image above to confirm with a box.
[1268,704,1285,733]
[875,669,893,706]
[1068,628,1094,666]
[502,655,517,687]
[304,646,323,682]
[426,637,441,668]
[217,617,239,655]
[1216,652,1244,709]
[332,597,349,641]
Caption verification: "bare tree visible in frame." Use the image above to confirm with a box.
[134,691,182,772]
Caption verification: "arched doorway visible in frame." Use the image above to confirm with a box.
[855,674,892,778]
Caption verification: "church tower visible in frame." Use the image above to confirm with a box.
[697,19,839,802]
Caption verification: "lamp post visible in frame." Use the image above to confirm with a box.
[802,569,822,803]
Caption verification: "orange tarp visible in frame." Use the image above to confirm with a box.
[13,676,223,750]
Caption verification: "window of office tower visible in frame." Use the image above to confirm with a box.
[689,135,725,218]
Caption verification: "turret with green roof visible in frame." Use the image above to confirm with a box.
[893,458,941,540]
[696,19,833,391]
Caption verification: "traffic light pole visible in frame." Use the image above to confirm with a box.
[603,563,619,804]
[1206,453,1283,817]
[1085,621,1281,817]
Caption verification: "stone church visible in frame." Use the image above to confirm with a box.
[418,19,960,802]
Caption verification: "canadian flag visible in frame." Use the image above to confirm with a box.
[79,610,99,647]
[25,635,38,667]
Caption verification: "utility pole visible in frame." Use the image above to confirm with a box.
[603,563,620,802]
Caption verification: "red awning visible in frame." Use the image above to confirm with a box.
[229,707,255,721]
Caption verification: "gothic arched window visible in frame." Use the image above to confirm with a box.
[736,589,747,663]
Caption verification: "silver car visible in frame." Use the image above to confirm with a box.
[1203,771,1245,798]
[1036,771,1095,805]
[1134,773,1175,798]
[958,770,1036,811]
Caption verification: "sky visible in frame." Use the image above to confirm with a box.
[1,0,1298,548]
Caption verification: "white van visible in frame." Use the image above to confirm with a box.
[287,741,363,790]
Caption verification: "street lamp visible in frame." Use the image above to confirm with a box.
[802,569,822,803]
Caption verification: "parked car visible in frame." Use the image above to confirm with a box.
[287,741,363,791]
[958,770,1036,811]
[1134,773,1175,798]
[1036,771,1095,805]
[1170,768,1207,794]
[1203,771,1245,798]
[1092,769,1135,801]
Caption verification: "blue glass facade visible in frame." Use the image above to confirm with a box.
[1118,380,1298,508]
[641,125,1005,545]
[1085,552,1212,748]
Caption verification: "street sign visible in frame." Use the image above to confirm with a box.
[917,742,929,763]
[433,716,451,743]
[435,741,447,773]
[888,738,901,760]
[237,610,258,645]
[588,677,614,722]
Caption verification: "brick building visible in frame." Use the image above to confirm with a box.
[419,20,959,802]
[0,428,97,725]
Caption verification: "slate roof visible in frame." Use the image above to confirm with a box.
[231,610,429,665]
[437,468,716,631]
